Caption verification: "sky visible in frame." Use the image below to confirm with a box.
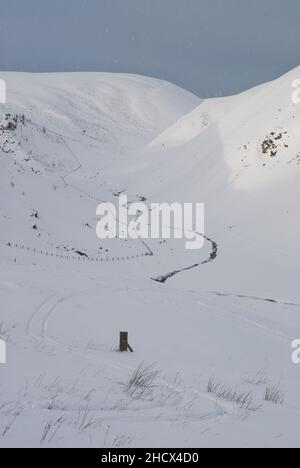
[0,0,299,97]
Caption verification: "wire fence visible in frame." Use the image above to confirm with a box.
[1,240,152,264]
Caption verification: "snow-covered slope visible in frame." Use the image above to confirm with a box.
[0,73,200,260]
[126,67,300,299]
[135,66,300,206]
[1,69,300,448]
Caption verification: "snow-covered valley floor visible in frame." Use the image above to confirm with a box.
[0,70,300,447]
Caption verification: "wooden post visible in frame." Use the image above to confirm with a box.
[119,332,134,352]
[119,331,128,352]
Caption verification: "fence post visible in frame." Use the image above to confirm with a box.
[119,332,133,352]
[119,332,128,352]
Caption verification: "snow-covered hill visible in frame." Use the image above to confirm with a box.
[127,67,300,299]
[1,69,300,448]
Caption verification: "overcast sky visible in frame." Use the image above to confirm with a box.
[0,0,299,97]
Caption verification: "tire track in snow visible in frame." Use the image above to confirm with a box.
[26,289,133,375]
[26,294,58,340]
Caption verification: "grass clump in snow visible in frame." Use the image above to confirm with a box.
[207,377,256,411]
[125,363,160,401]
[264,385,284,405]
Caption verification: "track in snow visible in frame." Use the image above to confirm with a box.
[210,291,300,308]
